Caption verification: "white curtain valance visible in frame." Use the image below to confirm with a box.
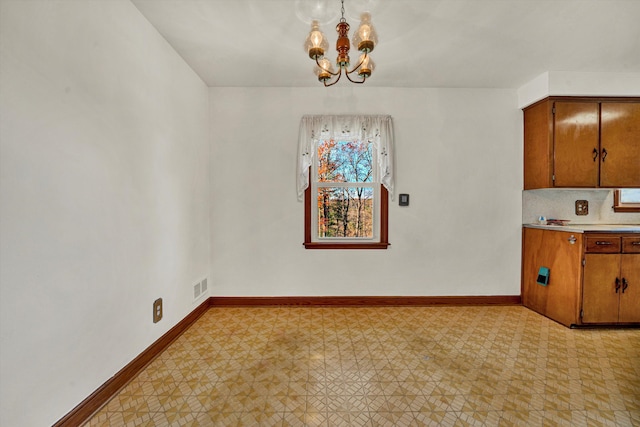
[297,114,395,201]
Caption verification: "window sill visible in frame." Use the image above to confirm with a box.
[613,204,640,213]
[613,190,640,213]
[303,242,390,250]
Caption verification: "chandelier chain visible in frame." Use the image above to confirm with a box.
[340,0,346,23]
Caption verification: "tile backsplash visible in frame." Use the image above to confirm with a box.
[523,189,640,225]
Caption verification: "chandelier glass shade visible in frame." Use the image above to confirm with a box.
[304,1,377,86]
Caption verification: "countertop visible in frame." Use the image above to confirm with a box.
[523,223,640,233]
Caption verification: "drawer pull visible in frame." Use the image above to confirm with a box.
[568,235,576,244]
[622,278,629,293]
[615,277,621,293]
[632,242,640,246]
[595,241,613,246]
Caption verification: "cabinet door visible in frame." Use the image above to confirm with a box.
[582,254,620,323]
[523,99,553,189]
[600,103,640,187]
[522,228,582,327]
[553,102,600,187]
[619,254,640,323]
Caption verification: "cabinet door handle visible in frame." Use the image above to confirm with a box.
[622,278,629,293]
[568,235,577,244]
[601,148,608,162]
[615,277,621,293]
[592,148,598,161]
[595,241,612,245]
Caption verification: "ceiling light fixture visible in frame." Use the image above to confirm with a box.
[304,0,377,86]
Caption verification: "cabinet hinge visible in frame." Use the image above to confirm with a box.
[552,106,556,114]
[580,309,584,318]
[582,258,586,266]
[552,174,555,182]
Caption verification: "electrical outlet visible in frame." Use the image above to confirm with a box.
[575,200,589,216]
[153,298,163,323]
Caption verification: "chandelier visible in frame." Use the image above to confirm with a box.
[304,0,378,86]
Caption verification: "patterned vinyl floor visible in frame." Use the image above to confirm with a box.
[84,306,640,426]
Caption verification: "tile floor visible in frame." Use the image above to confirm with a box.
[84,306,640,426]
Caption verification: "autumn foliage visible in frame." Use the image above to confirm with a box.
[316,139,374,238]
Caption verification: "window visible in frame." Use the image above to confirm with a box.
[308,138,387,248]
[613,189,640,213]
[297,115,394,249]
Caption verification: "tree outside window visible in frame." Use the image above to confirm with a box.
[317,139,374,239]
[304,138,389,249]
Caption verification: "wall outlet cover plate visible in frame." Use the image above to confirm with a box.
[153,298,163,323]
[575,200,588,216]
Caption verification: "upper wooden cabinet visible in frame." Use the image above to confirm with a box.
[553,102,599,187]
[600,102,640,187]
[523,97,640,189]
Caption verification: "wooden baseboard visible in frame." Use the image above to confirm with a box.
[54,294,520,426]
[53,298,211,427]
[209,295,522,307]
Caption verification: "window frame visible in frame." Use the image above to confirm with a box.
[303,137,389,249]
[311,182,380,243]
[613,189,640,213]
[304,184,389,249]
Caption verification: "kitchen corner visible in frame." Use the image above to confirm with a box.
[521,189,639,328]
[519,97,639,328]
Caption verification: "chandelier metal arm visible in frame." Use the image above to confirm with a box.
[346,51,367,75]
[323,70,343,87]
[345,70,366,84]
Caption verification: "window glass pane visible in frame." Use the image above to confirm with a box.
[317,139,373,183]
[620,189,640,204]
[317,187,374,238]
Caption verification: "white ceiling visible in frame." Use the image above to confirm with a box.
[131,0,640,89]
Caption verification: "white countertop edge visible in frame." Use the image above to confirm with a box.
[524,224,640,233]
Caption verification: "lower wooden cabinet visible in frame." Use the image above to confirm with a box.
[521,228,582,327]
[522,227,640,327]
[582,254,640,323]
[581,253,640,323]
[620,255,640,322]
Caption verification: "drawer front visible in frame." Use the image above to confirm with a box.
[622,236,640,253]
[585,236,621,253]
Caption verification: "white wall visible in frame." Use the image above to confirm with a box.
[209,87,522,297]
[0,1,209,426]
[517,71,640,108]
